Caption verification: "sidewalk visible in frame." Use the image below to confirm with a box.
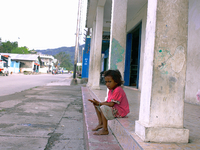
[81,85,200,150]
[0,78,85,150]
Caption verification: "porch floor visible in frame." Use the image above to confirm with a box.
[82,85,200,150]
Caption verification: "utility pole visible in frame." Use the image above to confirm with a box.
[73,0,82,83]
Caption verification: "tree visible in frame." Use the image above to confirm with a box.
[54,52,73,70]
[0,38,3,52]
[11,47,30,54]
[0,41,18,53]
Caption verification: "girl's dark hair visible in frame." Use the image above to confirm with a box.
[104,69,124,86]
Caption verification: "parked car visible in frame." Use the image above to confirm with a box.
[0,60,9,76]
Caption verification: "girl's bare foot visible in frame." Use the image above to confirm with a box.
[93,129,109,135]
[92,125,103,131]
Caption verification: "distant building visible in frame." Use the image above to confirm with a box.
[39,54,54,73]
[0,53,55,74]
[7,54,40,73]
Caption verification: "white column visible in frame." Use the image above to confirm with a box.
[108,0,128,79]
[87,21,96,87]
[91,6,104,89]
[135,0,189,143]
[185,0,200,104]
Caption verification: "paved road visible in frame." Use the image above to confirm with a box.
[0,75,85,150]
[0,73,72,97]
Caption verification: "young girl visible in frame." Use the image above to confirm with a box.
[88,69,130,135]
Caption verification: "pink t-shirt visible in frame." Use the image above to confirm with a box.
[107,86,130,117]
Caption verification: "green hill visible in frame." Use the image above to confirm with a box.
[36,45,85,64]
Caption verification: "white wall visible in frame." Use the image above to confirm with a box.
[39,67,48,73]
[185,0,200,105]
[21,68,33,72]
[9,68,19,74]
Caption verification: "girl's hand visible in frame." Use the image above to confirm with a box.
[88,99,100,106]
[88,99,94,103]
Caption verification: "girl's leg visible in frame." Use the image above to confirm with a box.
[93,111,109,135]
[92,105,103,131]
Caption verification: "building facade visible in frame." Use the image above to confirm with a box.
[0,53,55,74]
[84,0,200,143]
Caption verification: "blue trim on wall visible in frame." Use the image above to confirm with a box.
[82,37,91,78]
[10,61,14,67]
[16,61,20,68]
[124,33,132,86]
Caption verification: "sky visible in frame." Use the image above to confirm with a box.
[0,0,87,50]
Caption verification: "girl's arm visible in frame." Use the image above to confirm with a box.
[100,101,115,107]
[88,99,115,107]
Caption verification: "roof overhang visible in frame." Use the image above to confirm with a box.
[86,0,98,28]
[86,0,147,30]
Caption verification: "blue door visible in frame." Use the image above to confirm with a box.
[124,23,142,88]
[124,33,132,86]
[136,23,142,88]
